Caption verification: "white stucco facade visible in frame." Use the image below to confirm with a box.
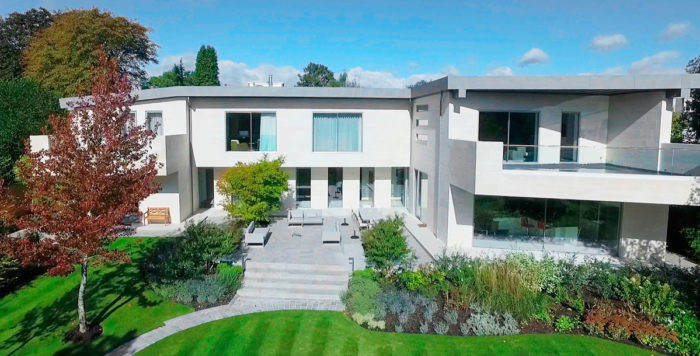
[40,74,700,261]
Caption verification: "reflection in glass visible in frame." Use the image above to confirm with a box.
[360,167,374,207]
[328,167,343,208]
[391,167,407,207]
[296,168,311,208]
[474,195,620,255]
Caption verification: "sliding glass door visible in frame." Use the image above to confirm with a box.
[328,168,343,208]
[360,167,374,207]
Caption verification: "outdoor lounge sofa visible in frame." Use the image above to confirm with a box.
[322,220,341,243]
[244,221,269,245]
[287,209,323,226]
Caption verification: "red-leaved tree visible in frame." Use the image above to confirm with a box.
[1,53,160,335]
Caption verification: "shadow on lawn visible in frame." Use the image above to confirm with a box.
[3,240,164,356]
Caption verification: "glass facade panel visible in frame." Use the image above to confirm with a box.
[415,170,428,221]
[296,168,311,208]
[474,195,620,255]
[360,167,374,207]
[391,167,407,207]
[328,167,343,207]
[479,111,538,162]
[560,112,579,162]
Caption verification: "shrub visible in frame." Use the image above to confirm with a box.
[216,156,289,223]
[466,306,520,336]
[399,270,427,291]
[342,269,380,316]
[420,322,430,334]
[144,220,241,281]
[352,313,385,330]
[554,316,576,333]
[215,264,243,290]
[434,321,450,335]
[681,227,700,258]
[361,216,413,273]
[423,300,437,321]
[583,304,679,348]
[445,309,459,325]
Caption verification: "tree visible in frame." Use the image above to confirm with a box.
[0,8,55,80]
[216,156,289,223]
[680,55,700,143]
[1,54,160,336]
[408,80,428,88]
[23,9,157,96]
[0,79,61,183]
[361,216,413,273]
[191,45,220,86]
[143,59,192,88]
[296,62,357,87]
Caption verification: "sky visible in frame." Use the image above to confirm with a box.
[2,0,699,87]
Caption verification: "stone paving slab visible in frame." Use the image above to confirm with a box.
[105,296,344,356]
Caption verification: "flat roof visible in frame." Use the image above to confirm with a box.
[412,74,700,97]
[59,74,700,108]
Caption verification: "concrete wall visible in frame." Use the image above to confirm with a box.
[619,203,669,261]
[189,97,410,168]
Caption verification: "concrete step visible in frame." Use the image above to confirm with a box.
[243,280,346,293]
[237,288,342,301]
[244,271,348,285]
[245,261,350,275]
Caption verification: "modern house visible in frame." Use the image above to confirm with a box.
[39,74,700,261]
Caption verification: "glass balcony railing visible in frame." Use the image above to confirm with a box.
[501,144,700,176]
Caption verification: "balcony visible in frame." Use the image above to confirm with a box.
[500,144,700,176]
[447,140,700,205]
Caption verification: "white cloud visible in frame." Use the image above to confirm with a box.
[589,34,628,53]
[407,61,419,70]
[148,53,462,88]
[345,66,458,88]
[629,51,682,74]
[485,66,513,76]
[518,48,549,66]
[600,66,625,75]
[660,21,691,41]
[218,61,300,86]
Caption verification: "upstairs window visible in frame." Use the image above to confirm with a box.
[226,112,277,151]
[145,112,163,136]
[416,104,429,112]
[312,113,362,152]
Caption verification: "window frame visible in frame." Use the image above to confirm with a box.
[145,111,163,136]
[224,111,277,152]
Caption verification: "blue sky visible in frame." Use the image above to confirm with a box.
[2,0,699,87]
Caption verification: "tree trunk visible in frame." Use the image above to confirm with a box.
[78,260,88,333]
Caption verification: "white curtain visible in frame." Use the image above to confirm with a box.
[259,113,277,151]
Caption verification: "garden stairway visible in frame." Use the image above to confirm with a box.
[235,261,349,310]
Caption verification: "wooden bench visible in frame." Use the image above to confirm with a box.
[144,207,171,224]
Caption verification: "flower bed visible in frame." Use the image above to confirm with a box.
[344,250,700,355]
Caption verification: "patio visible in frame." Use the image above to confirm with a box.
[238,215,367,269]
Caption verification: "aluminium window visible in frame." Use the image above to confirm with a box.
[145,112,163,136]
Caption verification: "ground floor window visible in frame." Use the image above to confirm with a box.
[473,195,620,255]
[328,167,343,208]
[296,168,311,208]
[360,167,374,207]
[391,167,407,207]
[415,170,428,221]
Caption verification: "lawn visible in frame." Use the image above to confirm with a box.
[0,237,193,356]
[138,310,657,356]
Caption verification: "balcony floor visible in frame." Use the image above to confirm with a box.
[503,163,674,175]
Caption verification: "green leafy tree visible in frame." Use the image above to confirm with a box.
[671,112,687,143]
[0,79,61,183]
[143,59,192,88]
[296,62,357,87]
[23,8,157,96]
[681,55,700,143]
[0,8,55,80]
[191,45,220,86]
[216,156,289,223]
[361,216,413,273]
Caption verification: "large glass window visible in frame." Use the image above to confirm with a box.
[296,168,311,208]
[328,167,343,207]
[313,113,361,152]
[473,195,620,255]
[560,112,580,162]
[391,167,407,207]
[360,167,374,207]
[226,112,276,151]
[415,170,428,221]
[479,112,538,162]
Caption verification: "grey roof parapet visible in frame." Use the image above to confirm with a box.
[59,74,700,108]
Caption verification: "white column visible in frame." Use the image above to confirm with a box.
[446,185,474,252]
[538,107,561,164]
[281,168,296,211]
[212,167,226,208]
[374,167,392,208]
[343,167,360,209]
[619,203,669,261]
[310,167,328,209]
